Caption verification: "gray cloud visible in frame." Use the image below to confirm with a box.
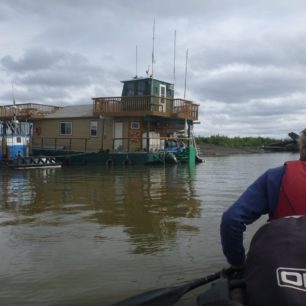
[1,49,80,72]
[0,48,123,104]
[191,65,306,103]
[1,0,306,137]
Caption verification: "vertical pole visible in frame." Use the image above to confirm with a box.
[146,120,150,151]
[101,118,105,151]
[151,18,155,78]
[187,121,195,167]
[184,48,188,99]
[135,45,138,78]
[173,30,176,97]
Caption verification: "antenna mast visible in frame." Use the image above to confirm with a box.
[151,18,155,78]
[173,30,176,97]
[184,48,189,99]
[11,81,18,131]
[11,81,16,106]
[135,45,138,78]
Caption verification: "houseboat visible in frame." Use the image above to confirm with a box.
[0,77,202,167]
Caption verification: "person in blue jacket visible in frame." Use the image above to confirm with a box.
[220,129,306,267]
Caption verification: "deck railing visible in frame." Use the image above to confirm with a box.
[32,137,91,152]
[32,136,193,153]
[93,96,198,120]
[0,104,61,119]
[173,99,199,120]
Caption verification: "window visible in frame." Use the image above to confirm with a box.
[90,121,97,137]
[60,122,72,135]
[138,81,145,96]
[131,122,140,129]
[126,83,134,96]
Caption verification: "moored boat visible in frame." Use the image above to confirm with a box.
[0,76,203,167]
[3,156,62,169]
[262,132,299,152]
[0,108,62,169]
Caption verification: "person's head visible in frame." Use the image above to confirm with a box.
[299,129,306,157]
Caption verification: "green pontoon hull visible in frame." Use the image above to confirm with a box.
[33,147,201,167]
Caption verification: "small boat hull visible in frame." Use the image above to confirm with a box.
[3,156,62,169]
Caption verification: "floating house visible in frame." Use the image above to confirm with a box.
[0,77,202,166]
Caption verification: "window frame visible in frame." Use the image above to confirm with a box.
[130,121,140,130]
[90,121,98,137]
[60,122,72,136]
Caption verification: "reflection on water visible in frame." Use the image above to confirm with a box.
[1,166,201,255]
[0,152,299,305]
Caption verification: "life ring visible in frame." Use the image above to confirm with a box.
[35,126,42,136]
[105,159,114,167]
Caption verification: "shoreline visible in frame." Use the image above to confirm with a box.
[198,143,262,157]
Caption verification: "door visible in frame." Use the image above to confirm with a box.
[159,84,166,112]
[114,122,123,151]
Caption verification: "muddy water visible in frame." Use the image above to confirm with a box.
[0,152,298,305]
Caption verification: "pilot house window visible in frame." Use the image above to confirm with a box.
[126,83,134,96]
[138,81,145,96]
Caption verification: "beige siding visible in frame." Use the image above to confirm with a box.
[32,116,159,153]
[33,118,114,152]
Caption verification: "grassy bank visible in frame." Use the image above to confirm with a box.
[195,135,279,148]
[195,135,280,157]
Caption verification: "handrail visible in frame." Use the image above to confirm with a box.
[0,96,199,121]
[93,95,198,120]
[32,135,194,153]
[0,104,60,119]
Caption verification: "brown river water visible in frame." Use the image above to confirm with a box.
[0,152,298,306]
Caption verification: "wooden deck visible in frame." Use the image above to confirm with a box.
[0,103,61,120]
[0,97,199,121]
[93,96,199,121]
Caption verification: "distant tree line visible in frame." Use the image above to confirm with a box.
[195,135,280,148]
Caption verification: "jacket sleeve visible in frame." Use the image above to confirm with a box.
[220,166,285,265]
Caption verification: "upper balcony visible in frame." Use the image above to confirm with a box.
[93,96,199,121]
[0,103,62,120]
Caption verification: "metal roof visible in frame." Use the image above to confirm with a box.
[120,77,172,85]
[45,104,94,118]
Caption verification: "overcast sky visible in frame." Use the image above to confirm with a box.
[1,0,306,138]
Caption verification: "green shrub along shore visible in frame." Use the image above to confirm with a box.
[194,135,283,157]
[195,135,279,148]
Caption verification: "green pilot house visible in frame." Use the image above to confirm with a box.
[0,77,202,166]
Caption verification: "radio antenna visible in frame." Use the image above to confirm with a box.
[11,81,16,106]
[173,30,176,96]
[135,44,138,78]
[151,18,155,78]
[184,48,189,99]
